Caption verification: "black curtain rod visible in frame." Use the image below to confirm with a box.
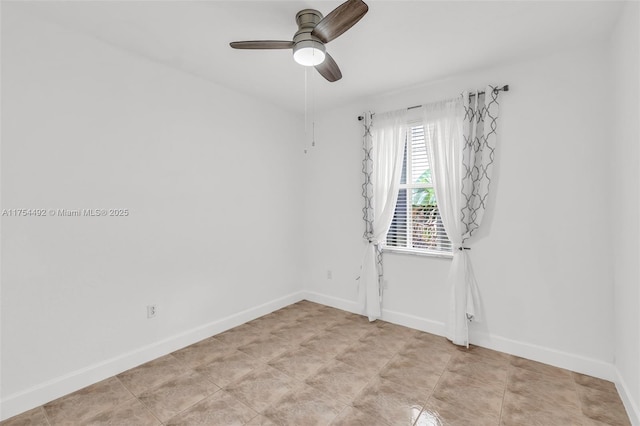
[358,85,509,121]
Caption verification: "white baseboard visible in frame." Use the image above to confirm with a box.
[381,308,447,337]
[468,330,616,381]
[303,290,447,336]
[0,291,304,421]
[303,291,615,381]
[303,291,361,315]
[616,367,640,426]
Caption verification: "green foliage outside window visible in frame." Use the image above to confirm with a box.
[412,170,436,206]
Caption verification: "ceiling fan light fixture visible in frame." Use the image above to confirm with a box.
[293,40,326,66]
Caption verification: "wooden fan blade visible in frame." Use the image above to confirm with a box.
[311,0,368,44]
[229,41,294,49]
[315,53,342,82]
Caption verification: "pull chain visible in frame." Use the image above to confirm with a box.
[311,66,316,148]
[303,67,317,154]
[304,67,308,154]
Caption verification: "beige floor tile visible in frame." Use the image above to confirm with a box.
[325,318,374,339]
[419,397,499,426]
[263,385,346,426]
[237,334,295,362]
[510,356,573,381]
[573,372,618,393]
[195,350,264,387]
[0,407,50,426]
[171,337,234,368]
[271,304,314,321]
[245,415,277,425]
[330,406,390,426]
[224,364,302,413]
[379,355,443,394]
[305,359,376,404]
[339,311,371,322]
[84,398,161,426]
[398,338,454,367]
[358,331,411,357]
[291,300,326,312]
[432,371,504,420]
[577,385,631,426]
[446,351,509,387]
[300,330,359,356]
[265,309,304,323]
[581,416,624,426]
[301,310,354,330]
[138,371,218,422]
[213,324,265,348]
[335,340,396,374]
[246,312,292,332]
[6,302,633,426]
[412,332,457,353]
[117,354,192,396]
[165,390,257,426]
[500,390,583,426]
[353,377,427,426]
[269,321,322,343]
[371,321,419,340]
[507,366,580,409]
[268,346,333,381]
[455,344,513,365]
[316,303,354,318]
[43,377,134,425]
[297,313,343,331]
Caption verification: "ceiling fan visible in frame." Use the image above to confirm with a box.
[229,0,369,82]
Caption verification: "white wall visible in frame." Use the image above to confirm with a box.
[611,2,640,422]
[1,8,304,419]
[303,42,616,378]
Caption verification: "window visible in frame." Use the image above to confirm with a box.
[384,124,452,256]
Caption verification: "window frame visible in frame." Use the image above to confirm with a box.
[381,121,453,259]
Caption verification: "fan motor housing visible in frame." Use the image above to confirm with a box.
[295,9,323,29]
[293,9,324,45]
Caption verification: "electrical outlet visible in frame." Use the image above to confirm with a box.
[327,270,333,279]
[147,305,157,319]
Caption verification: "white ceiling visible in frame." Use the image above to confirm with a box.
[11,0,624,114]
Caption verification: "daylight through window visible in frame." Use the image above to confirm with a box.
[385,124,452,256]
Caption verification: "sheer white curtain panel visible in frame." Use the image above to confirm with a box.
[421,87,500,347]
[360,110,407,321]
[421,98,480,346]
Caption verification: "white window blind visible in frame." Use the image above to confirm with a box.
[384,124,452,256]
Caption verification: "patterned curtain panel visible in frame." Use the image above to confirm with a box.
[423,86,501,347]
[461,88,500,242]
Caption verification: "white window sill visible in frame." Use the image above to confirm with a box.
[381,246,454,259]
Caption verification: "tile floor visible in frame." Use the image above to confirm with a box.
[1,300,631,426]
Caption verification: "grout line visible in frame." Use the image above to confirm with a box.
[114,375,166,426]
[161,386,221,425]
[570,372,588,421]
[411,355,449,426]
[497,364,512,425]
[68,378,139,425]
[39,406,53,426]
